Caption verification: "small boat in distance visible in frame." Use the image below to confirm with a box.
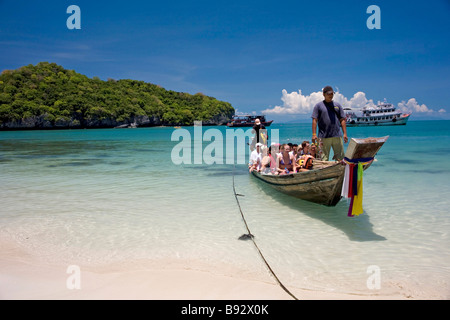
[226,114,273,127]
[345,101,411,127]
[114,122,137,129]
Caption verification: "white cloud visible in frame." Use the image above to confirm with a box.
[261,89,322,114]
[263,89,438,115]
[262,89,376,115]
[348,92,376,109]
[397,98,434,114]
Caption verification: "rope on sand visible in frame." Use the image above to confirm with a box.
[232,165,299,300]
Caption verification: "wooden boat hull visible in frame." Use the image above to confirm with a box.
[250,136,389,206]
[251,162,345,206]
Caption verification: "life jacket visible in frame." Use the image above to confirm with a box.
[298,155,314,170]
[259,132,267,144]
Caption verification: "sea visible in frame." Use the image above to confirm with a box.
[1,120,449,299]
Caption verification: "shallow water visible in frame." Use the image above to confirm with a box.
[1,121,449,298]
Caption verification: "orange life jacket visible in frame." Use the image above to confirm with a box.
[298,155,314,169]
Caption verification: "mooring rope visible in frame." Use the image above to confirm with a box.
[232,165,299,300]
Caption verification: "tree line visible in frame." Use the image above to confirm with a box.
[0,62,235,129]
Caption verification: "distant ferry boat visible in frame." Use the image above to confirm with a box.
[344,102,411,127]
[226,114,273,127]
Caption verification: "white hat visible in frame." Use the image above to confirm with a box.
[255,143,263,148]
[255,118,261,124]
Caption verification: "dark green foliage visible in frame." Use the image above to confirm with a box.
[0,62,234,128]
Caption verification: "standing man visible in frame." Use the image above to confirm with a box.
[253,118,268,143]
[250,118,268,151]
[311,86,348,161]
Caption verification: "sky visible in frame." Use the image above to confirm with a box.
[1,0,449,122]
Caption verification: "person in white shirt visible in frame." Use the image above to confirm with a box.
[249,143,263,172]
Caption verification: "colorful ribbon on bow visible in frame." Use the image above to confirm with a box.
[341,157,374,217]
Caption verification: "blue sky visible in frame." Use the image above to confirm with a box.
[1,0,449,122]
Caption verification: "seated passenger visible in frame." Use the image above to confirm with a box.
[261,146,278,175]
[300,140,310,156]
[290,144,299,159]
[309,144,318,159]
[261,156,271,174]
[277,144,297,174]
[249,143,262,172]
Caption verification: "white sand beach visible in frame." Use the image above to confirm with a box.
[0,241,412,300]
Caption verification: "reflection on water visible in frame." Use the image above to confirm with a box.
[250,176,387,242]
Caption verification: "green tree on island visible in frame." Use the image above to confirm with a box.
[0,62,235,129]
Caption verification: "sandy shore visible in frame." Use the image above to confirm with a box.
[0,243,412,300]
[1,258,409,300]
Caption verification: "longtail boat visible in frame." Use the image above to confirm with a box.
[250,136,388,206]
[227,114,273,127]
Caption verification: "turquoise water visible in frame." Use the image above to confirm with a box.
[1,121,449,298]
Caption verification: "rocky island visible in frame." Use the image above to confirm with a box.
[0,62,235,130]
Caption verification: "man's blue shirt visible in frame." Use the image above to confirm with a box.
[311,100,345,138]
